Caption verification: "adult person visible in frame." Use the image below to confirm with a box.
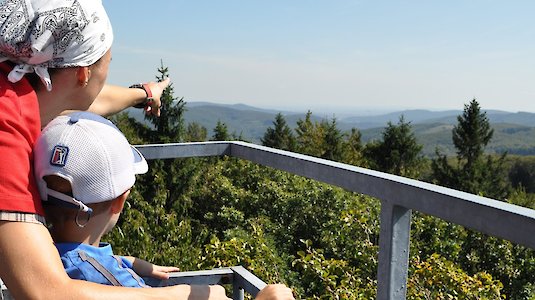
[0,1,294,299]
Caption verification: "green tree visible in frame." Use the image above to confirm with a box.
[342,128,367,167]
[432,99,509,199]
[294,112,347,162]
[428,99,535,299]
[261,113,296,151]
[321,118,345,162]
[295,111,325,157]
[509,159,535,194]
[364,116,424,178]
[144,61,186,143]
[212,120,230,141]
[185,121,208,142]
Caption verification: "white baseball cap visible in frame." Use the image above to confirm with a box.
[34,111,148,213]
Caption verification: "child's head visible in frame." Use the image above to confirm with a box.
[34,111,147,231]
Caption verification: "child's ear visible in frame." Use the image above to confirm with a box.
[110,190,130,214]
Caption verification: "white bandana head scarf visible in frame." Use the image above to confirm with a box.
[0,0,113,91]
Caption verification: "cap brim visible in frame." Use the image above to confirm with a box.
[131,146,148,174]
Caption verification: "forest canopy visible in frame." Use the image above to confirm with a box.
[107,65,535,299]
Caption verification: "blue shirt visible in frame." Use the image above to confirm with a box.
[56,242,149,288]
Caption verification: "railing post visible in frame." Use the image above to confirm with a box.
[377,201,412,300]
[232,282,244,300]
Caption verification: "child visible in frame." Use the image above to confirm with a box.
[34,111,179,286]
[34,111,294,298]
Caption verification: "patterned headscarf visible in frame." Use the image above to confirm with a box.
[0,0,113,91]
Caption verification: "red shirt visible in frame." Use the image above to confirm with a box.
[0,62,44,215]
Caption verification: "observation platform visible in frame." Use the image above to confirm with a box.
[3,141,535,300]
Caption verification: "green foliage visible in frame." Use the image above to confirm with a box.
[293,240,376,299]
[185,121,208,142]
[410,213,467,262]
[410,213,535,300]
[212,120,230,141]
[407,254,503,300]
[295,111,326,158]
[342,128,368,167]
[261,113,297,151]
[452,99,494,166]
[507,186,535,209]
[508,157,535,193]
[110,63,535,299]
[144,61,186,143]
[458,232,535,300]
[293,111,366,165]
[198,220,289,285]
[432,98,510,199]
[364,115,424,178]
[321,118,346,162]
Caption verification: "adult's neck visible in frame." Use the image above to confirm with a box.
[37,89,69,127]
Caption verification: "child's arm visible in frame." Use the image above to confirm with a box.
[123,256,180,280]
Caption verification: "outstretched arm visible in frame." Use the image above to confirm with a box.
[0,221,230,300]
[88,79,171,117]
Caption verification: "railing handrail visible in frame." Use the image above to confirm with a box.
[144,266,267,299]
[136,141,535,300]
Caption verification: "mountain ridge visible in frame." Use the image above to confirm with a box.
[126,101,535,156]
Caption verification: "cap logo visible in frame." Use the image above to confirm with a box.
[50,145,69,166]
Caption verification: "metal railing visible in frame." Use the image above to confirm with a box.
[144,266,267,299]
[136,141,535,300]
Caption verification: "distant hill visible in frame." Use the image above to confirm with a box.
[341,109,463,129]
[126,102,535,157]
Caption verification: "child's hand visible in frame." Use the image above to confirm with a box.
[124,256,180,279]
[141,263,181,280]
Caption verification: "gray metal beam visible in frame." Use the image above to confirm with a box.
[143,266,266,299]
[376,203,412,300]
[143,268,233,287]
[136,142,231,160]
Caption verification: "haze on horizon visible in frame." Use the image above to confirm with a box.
[105,1,535,115]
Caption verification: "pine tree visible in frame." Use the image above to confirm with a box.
[342,128,367,167]
[364,115,424,178]
[452,98,494,171]
[321,117,345,162]
[144,61,186,143]
[295,111,325,157]
[185,122,208,142]
[211,120,229,141]
[431,98,509,199]
[261,113,296,151]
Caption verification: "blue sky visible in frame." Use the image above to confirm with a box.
[104,1,535,115]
